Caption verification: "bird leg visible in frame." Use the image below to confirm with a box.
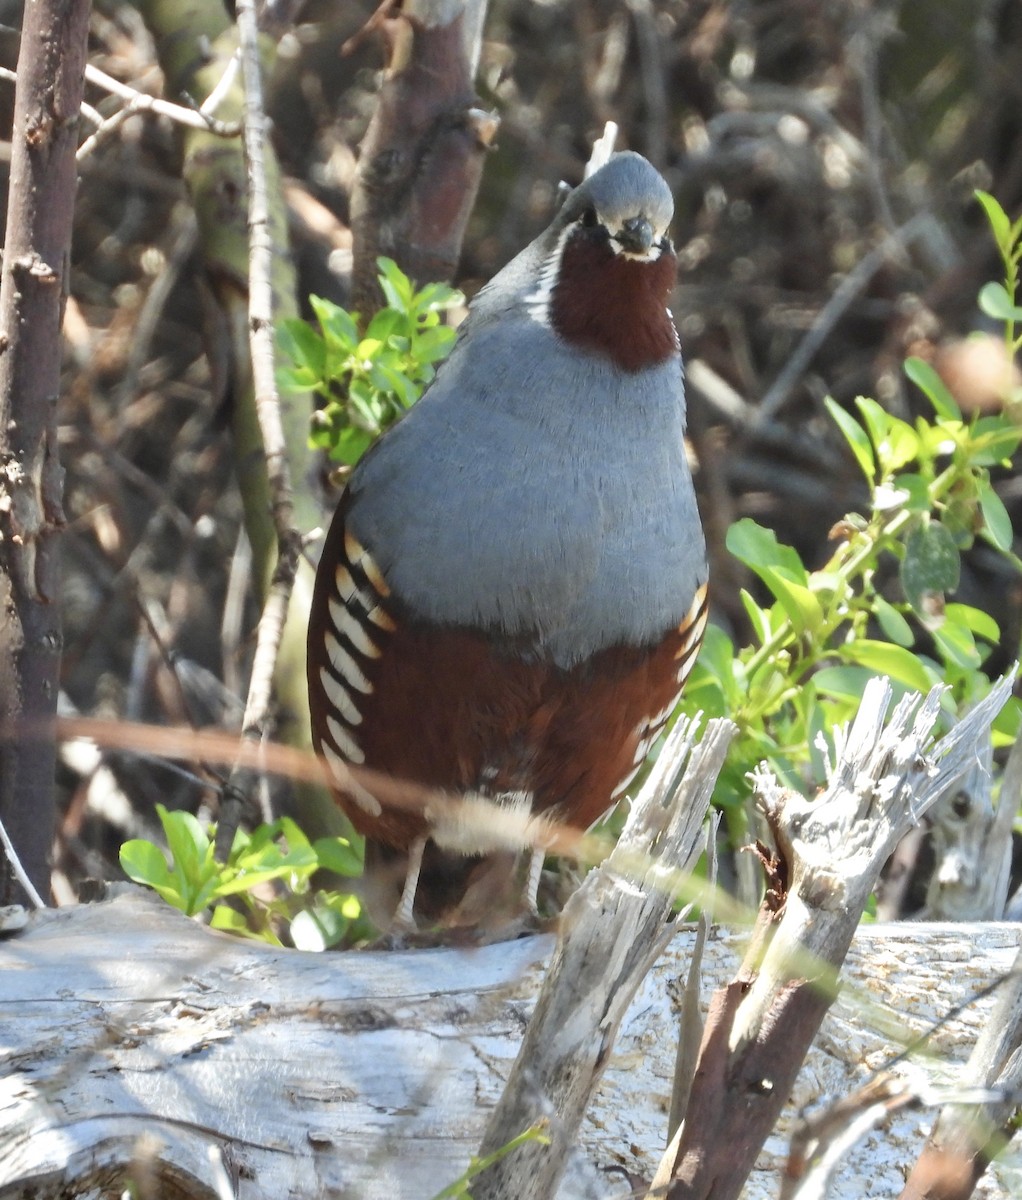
[391,836,427,933]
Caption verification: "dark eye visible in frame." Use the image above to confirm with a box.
[580,206,599,229]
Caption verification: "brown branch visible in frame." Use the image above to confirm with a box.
[0,0,92,901]
[350,0,498,313]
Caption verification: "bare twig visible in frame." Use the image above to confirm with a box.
[214,0,304,859]
[626,0,668,166]
[584,120,619,177]
[83,63,242,137]
[349,0,497,313]
[0,813,46,909]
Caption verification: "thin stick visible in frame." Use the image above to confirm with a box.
[213,0,318,858]
[0,813,46,909]
[83,63,241,136]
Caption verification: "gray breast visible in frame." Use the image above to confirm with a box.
[348,318,706,668]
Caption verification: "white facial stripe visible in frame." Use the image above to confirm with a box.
[328,595,381,659]
[524,225,573,327]
[327,714,364,764]
[325,632,373,695]
[608,237,665,263]
[319,665,362,726]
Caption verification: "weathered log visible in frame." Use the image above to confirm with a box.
[1,888,1019,1199]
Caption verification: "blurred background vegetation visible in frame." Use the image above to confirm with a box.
[1,0,1020,908]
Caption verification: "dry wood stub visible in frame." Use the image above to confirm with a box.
[1,888,1020,1199]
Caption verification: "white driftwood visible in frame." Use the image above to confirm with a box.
[1,888,1020,1200]
[473,717,731,1199]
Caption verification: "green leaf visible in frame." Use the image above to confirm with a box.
[812,665,875,704]
[277,318,326,378]
[119,840,182,908]
[412,280,463,314]
[873,596,914,647]
[726,520,822,633]
[889,472,931,513]
[904,357,962,421]
[944,602,999,643]
[726,519,807,582]
[291,906,353,952]
[376,256,414,311]
[158,806,209,888]
[310,295,359,352]
[679,664,728,718]
[346,378,384,429]
[412,325,458,364]
[313,836,363,877]
[978,281,1022,323]
[739,589,774,645]
[369,362,418,408]
[993,695,1022,744]
[211,905,283,945]
[277,364,320,394]
[363,307,403,344]
[309,296,362,350]
[932,616,982,671]
[839,640,935,694]
[854,396,893,459]
[825,398,875,481]
[329,426,373,465]
[978,482,1014,552]
[210,906,251,934]
[761,572,824,636]
[901,521,961,614]
[971,417,1022,465]
[852,396,919,474]
[976,190,1012,252]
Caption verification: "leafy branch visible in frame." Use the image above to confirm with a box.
[679,190,1022,813]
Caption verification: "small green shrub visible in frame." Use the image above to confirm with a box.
[676,189,1022,828]
[120,805,365,949]
[277,256,463,466]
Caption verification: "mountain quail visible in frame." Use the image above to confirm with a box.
[308,150,708,931]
